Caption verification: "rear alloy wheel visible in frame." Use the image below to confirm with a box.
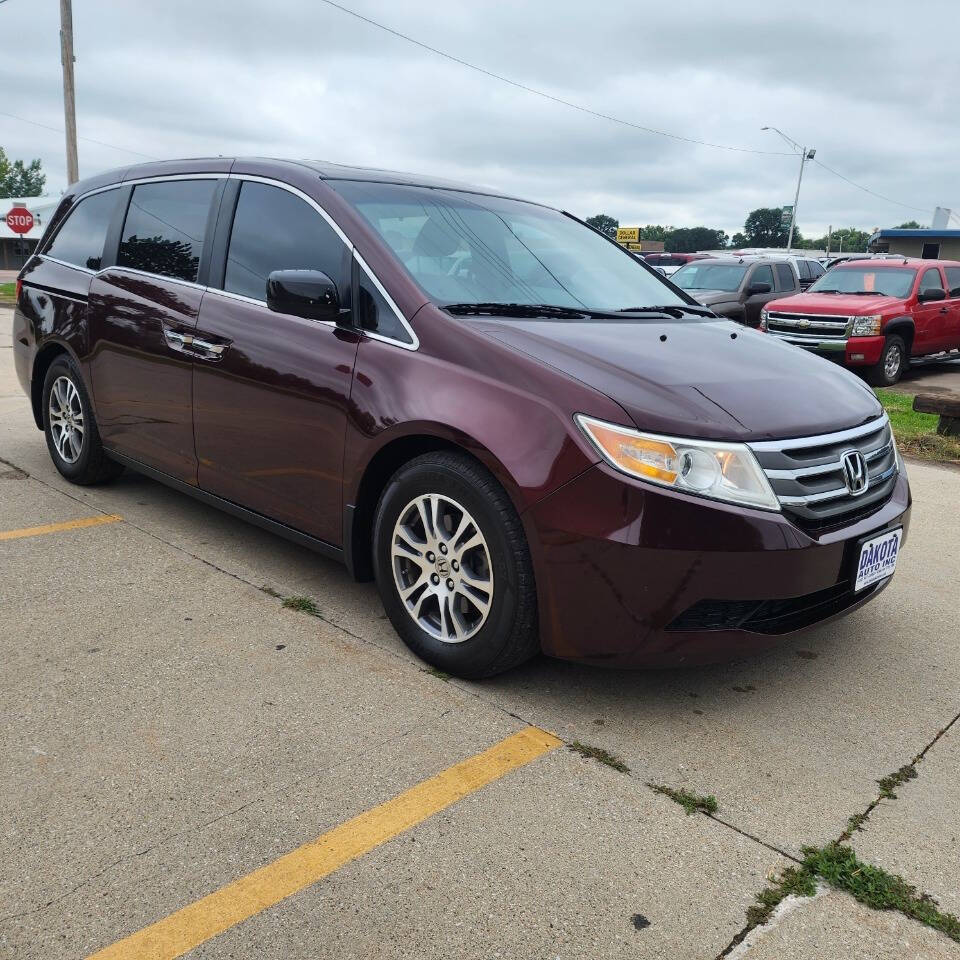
[42,356,123,485]
[866,335,907,387]
[373,451,539,678]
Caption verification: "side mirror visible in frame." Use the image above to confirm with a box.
[747,282,772,296]
[917,287,946,303]
[267,269,341,321]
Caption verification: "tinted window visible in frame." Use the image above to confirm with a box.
[810,266,916,298]
[809,260,825,278]
[357,268,411,344]
[45,189,119,270]
[775,263,795,289]
[945,267,960,297]
[118,179,217,283]
[751,265,774,289]
[330,180,684,313]
[919,267,945,294]
[673,263,747,292]
[224,182,349,302]
[796,260,810,280]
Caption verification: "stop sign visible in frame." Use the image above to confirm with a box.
[5,207,35,235]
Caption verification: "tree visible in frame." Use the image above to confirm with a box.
[895,220,922,229]
[666,227,728,252]
[638,224,671,242]
[0,147,46,198]
[585,214,618,239]
[810,227,871,253]
[730,232,747,249]
[742,207,799,248]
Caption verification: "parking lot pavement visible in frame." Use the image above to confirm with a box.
[888,356,960,396]
[2,303,959,958]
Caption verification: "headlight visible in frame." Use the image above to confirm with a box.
[851,315,882,336]
[576,415,781,511]
[759,309,769,331]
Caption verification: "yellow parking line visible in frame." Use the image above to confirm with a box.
[0,514,122,541]
[86,726,562,960]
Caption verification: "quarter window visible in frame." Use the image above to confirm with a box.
[357,268,412,344]
[944,267,960,298]
[118,179,218,283]
[224,181,349,302]
[919,267,945,295]
[45,189,119,271]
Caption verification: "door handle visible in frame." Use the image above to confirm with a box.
[191,337,227,356]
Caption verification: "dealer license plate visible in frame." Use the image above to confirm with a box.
[855,528,903,592]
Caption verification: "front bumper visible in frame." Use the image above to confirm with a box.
[769,332,884,366]
[524,462,911,667]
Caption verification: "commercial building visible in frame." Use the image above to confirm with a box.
[868,228,960,260]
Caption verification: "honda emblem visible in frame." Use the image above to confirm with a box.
[841,450,869,496]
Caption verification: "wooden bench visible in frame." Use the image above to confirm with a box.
[913,393,960,437]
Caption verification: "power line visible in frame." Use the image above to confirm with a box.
[316,0,795,157]
[811,158,933,216]
[0,110,159,160]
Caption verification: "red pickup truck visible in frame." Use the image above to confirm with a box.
[760,258,960,385]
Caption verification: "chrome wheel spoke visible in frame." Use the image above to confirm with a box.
[391,492,494,644]
[48,376,84,464]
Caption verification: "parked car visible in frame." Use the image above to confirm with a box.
[762,258,960,385]
[641,252,712,276]
[13,158,910,676]
[671,256,800,326]
[782,256,826,290]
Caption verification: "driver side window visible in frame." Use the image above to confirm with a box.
[919,267,944,295]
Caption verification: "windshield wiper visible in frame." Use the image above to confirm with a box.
[848,290,888,295]
[813,289,841,294]
[616,304,716,318]
[443,302,616,319]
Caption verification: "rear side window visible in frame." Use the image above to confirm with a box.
[796,260,810,280]
[118,179,218,283]
[45,188,119,271]
[945,267,960,298]
[775,263,795,289]
[919,267,945,295]
[224,182,349,302]
[809,260,825,278]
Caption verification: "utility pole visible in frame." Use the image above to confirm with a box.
[60,0,79,184]
[827,225,832,256]
[761,126,815,253]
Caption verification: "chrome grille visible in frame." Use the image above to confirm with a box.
[766,311,850,347]
[750,416,898,532]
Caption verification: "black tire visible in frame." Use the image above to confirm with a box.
[373,451,539,679]
[865,335,908,387]
[42,355,123,485]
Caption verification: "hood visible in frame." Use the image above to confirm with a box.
[474,315,881,442]
[690,289,740,307]
[767,292,904,314]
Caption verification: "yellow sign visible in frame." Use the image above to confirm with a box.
[616,227,640,243]
[625,242,645,251]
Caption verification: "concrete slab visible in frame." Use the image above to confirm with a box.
[195,750,786,960]
[852,722,960,919]
[738,889,960,959]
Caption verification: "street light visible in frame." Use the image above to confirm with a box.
[762,126,816,252]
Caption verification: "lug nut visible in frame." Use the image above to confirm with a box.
[446,579,455,590]
[426,551,435,562]
[451,560,459,571]
[431,574,440,585]
[439,543,448,554]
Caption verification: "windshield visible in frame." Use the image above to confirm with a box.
[672,263,747,292]
[809,266,917,298]
[330,181,686,312]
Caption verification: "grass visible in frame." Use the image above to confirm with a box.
[875,389,960,463]
[568,741,630,773]
[281,595,321,617]
[804,844,960,943]
[649,783,718,816]
[876,763,918,800]
[421,666,451,681]
[740,845,960,946]
[0,282,16,303]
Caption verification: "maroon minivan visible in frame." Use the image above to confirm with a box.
[12,159,911,677]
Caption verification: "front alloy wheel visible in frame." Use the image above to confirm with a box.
[391,493,493,643]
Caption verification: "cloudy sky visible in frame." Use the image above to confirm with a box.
[1,0,955,239]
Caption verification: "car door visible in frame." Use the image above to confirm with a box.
[87,176,224,482]
[192,178,360,544]
[912,266,950,354]
[742,263,777,326]
[943,267,960,351]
